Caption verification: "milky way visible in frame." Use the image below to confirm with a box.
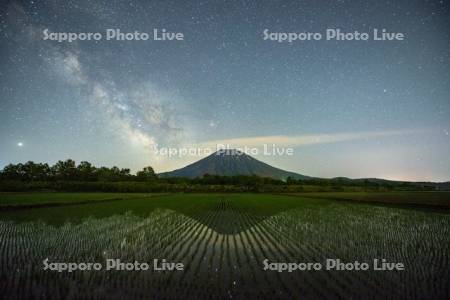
[1,0,449,181]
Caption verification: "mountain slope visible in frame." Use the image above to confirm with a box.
[159,149,310,180]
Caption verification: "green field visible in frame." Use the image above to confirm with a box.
[291,191,450,208]
[1,192,449,299]
[0,192,163,208]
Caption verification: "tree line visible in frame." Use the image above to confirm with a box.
[0,160,285,186]
[0,160,157,182]
[0,160,438,192]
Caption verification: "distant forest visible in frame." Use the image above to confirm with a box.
[0,160,157,182]
[0,160,441,192]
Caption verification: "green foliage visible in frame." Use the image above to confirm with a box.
[1,160,143,183]
[1,161,51,181]
[136,166,157,181]
[0,193,449,298]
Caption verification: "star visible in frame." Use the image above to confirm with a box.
[17,142,24,147]
[209,120,218,128]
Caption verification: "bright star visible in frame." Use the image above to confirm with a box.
[17,142,24,147]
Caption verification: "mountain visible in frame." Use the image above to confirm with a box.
[159,149,310,180]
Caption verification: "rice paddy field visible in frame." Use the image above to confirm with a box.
[0,192,449,299]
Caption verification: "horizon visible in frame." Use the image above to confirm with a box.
[2,148,449,183]
[1,0,450,182]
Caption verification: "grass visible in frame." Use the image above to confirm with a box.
[288,191,450,208]
[0,193,322,225]
[0,192,449,298]
[0,192,163,208]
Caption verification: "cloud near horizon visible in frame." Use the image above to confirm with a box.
[196,129,426,150]
[150,128,427,173]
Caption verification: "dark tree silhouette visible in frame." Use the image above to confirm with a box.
[136,166,157,181]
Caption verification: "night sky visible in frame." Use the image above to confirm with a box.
[1,0,449,181]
